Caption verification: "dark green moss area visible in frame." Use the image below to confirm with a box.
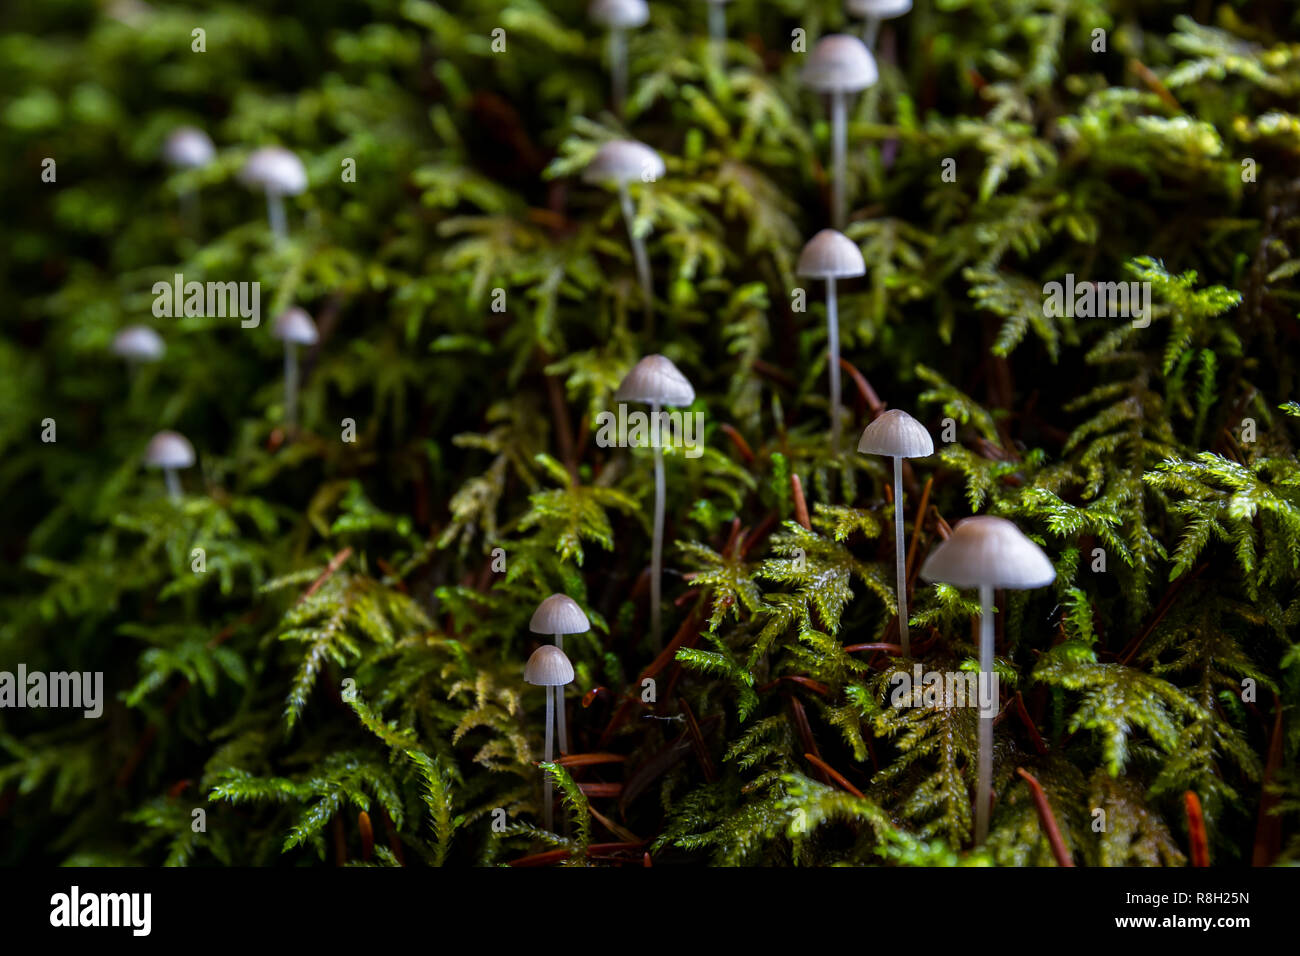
[1,0,1298,866]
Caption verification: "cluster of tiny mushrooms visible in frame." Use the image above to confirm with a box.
[125,0,1054,848]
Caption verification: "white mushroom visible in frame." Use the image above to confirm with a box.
[271,307,319,433]
[163,127,215,170]
[239,146,308,241]
[616,354,695,651]
[143,430,195,500]
[801,35,878,231]
[163,127,216,231]
[857,409,933,655]
[845,0,911,50]
[589,0,649,114]
[530,594,592,754]
[921,516,1055,845]
[111,325,165,365]
[797,229,865,454]
[584,140,665,334]
[524,644,576,831]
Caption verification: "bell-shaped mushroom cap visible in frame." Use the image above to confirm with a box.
[589,0,649,28]
[582,139,665,186]
[857,408,933,459]
[802,34,879,93]
[272,307,319,345]
[163,126,216,169]
[143,430,195,470]
[920,516,1055,590]
[615,354,695,406]
[111,325,165,362]
[530,594,591,635]
[239,146,308,196]
[524,644,575,686]
[846,0,912,18]
[796,229,866,278]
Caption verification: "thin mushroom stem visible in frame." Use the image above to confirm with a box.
[708,3,725,49]
[976,583,994,845]
[830,90,848,231]
[825,276,842,454]
[863,15,881,50]
[554,633,568,754]
[651,400,665,651]
[609,28,628,115]
[164,468,181,501]
[180,188,200,236]
[893,456,909,655]
[283,341,300,432]
[618,180,654,335]
[266,190,287,241]
[543,686,555,831]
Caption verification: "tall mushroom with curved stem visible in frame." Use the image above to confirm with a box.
[615,354,695,652]
[272,307,319,434]
[529,593,591,756]
[797,228,865,455]
[589,0,648,115]
[857,409,932,656]
[524,644,575,832]
[801,35,878,231]
[144,430,195,501]
[239,146,307,242]
[846,0,911,50]
[162,126,215,231]
[584,140,665,335]
[920,516,1055,845]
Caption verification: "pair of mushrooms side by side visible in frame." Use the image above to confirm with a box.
[523,593,591,831]
[130,307,318,502]
[163,130,308,241]
[859,410,1055,845]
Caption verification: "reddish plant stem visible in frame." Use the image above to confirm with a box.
[1013,692,1048,756]
[719,423,755,464]
[791,473,811,530]
[1016,768,1073,866]
[1185,791,1210,867]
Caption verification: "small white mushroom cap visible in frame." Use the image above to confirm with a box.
[615,354,695,407]
[530,594,592,635]
[589,0,649,28]
[846,0,912,19]
[920,516,1056,590]
[111,325,165,362]
[796,229,866,278]
[239,146,308,196]
[583,139,665,186]
[857,409,933,459]
[524,644,575,686]
[163,127,216,169]
[143,430,195,470]
[272,307,319,345]
[802,34,879,93]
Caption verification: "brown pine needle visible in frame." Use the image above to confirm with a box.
[805,753,865,799]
